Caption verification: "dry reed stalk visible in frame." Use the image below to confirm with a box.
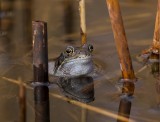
[142,1,160,54]
[152,0,160,51]
[79,1,88,121]
[79,0,87,45]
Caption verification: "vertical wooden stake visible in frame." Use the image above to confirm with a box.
[32,21,50,122]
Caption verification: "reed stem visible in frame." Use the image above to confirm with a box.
[79,0,87,45]
[106,0,136,121]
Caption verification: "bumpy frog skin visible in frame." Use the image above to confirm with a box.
[48,44,94,77]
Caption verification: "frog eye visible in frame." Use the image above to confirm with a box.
[65,46,74,55]
[88,44,93,52]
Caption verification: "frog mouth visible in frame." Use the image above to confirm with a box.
[65,56,92,63]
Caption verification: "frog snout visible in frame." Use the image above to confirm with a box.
[78,55,88,58]
[78,51,91,57]
[78,53,91,59]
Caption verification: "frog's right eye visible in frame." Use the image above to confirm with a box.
[88,44,93,52]
[65,46,74,55]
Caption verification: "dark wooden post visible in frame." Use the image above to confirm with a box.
[106,0,136,122]
[32,21,50,122]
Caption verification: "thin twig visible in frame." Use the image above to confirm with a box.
[79,1,88,121]
[19,78,26,122]
[81,106,88,122]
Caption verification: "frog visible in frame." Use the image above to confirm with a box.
[48,44,94,77]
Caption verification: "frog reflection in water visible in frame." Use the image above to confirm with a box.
[48,44,95,103]
[48,44,94,77]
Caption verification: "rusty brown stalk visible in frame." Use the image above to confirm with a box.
[106,0,136,122]
[106,0,135,80]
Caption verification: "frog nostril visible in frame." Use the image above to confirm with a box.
[78,55,83,58]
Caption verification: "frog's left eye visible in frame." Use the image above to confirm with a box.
[88,44,93,52]
[65,46,74,55]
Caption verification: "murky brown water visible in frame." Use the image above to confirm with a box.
[0,0,160,122]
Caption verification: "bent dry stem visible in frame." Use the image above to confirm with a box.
[142,1,160,55]
[32,21,50,122]
[140,1,160,101]
[106,0,136,122]
[79,0,87,45]
[152,0,160,51]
